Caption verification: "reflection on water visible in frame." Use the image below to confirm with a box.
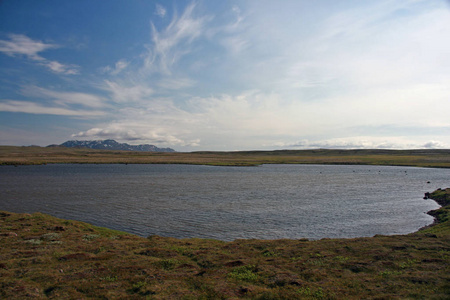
[0,164,447,241]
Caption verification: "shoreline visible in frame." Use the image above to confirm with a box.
[1,188,449,298]
[1,188,448,241]
[1,189,447,241]
[2,146,450,168]
[422,188,450,231]
[420,188,449,231]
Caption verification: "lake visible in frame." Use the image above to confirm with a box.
[0,164,447,241]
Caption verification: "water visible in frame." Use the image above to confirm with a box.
[0,164,447,241]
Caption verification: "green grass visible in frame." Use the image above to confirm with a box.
[1,189,449,299]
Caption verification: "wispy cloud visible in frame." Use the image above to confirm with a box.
[145,2,211,75]
[0,85,107,117]
[0,34,80,75]
[157,77,195,90]
[102,59,129,75]
[217,4,249,55]
[104,80,154,103]
[45,60,79,75]
[0,100,104,116]
[21,86,106,108]
[0,34,57,58]
[97,3,212,106]
[155,4,167,18]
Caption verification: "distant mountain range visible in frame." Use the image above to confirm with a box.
[49,139,175,152]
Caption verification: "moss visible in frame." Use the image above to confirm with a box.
[228,265,259,282]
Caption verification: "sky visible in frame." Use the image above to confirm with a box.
[0,0,449,151]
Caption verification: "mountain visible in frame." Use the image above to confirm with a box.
[55,139,175,152]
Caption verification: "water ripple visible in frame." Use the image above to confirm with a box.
[0,164,446,240]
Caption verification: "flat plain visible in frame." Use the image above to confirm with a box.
[1,146,450,168]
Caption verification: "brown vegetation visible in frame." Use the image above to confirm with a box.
[1,146,450,168]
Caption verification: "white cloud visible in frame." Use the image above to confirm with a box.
[0,85,108,118]
[222,0,450,100]
[145,2,211,74]
[5,1,447,150]
[225,5,246,33]
[316,6,450,91]
[216,4,249,55]
[64,90,312,149]
[113,59,129,74]
[423,141,447,149]
[72,127,141,140]
[67,81,450,150]
[0,34,57,59]
[104,80,154,103]
[0,34,80,75]
[155,4,167,18]
[102,59,129,75]
[220,37,249,55]
[276,137,448,150]
[0,100,104,116]
[44,60,80,75]
[157,77,195,90]
[72,123,189,146]
[21,86,106,108]
[63,1,450,150]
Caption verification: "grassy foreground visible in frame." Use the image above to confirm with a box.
[1,189,449,299]
[1,146,450,168]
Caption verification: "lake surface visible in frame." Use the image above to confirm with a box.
[0,164,447,241]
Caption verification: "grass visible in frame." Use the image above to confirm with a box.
[1,189,449,299]
[1,146,450,168]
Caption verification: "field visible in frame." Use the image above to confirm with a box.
[0,189,449,299]
[1,146,450,168]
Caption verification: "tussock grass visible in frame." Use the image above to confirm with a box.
[1,189,450,298]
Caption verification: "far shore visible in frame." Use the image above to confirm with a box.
[1,146,450,168]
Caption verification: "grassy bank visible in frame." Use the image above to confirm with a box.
[1,189,449,299]
[1,146,450,168]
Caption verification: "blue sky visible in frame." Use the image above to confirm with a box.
[1,0,449,151]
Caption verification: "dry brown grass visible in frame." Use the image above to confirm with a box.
[1,146,450,168]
